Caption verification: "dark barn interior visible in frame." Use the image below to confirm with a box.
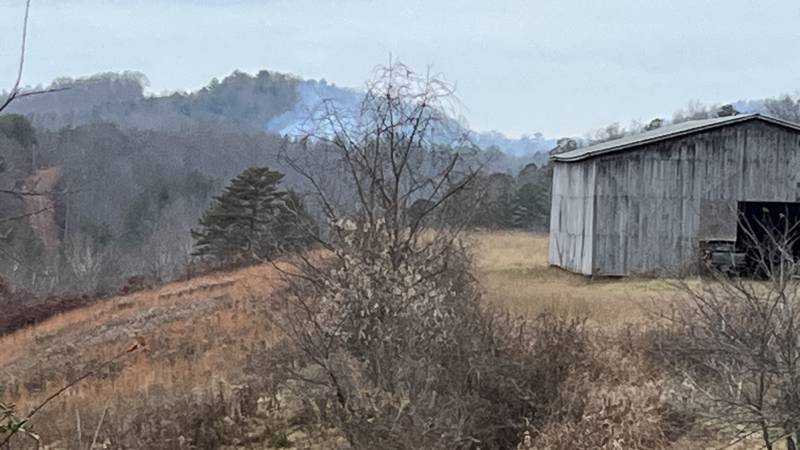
[737,201,800,275]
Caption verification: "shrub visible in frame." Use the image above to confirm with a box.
[269,221,600,449]
[522,345,677,450]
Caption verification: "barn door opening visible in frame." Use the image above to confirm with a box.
[736,201,800,277]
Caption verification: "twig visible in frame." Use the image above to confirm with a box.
[0,206,51,224]
[0,188,49,197]
[14,87,69,99]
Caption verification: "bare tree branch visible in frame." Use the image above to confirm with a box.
[0,206,51,224]
[0,0,32,114]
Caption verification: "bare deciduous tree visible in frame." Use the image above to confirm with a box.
[258,61,596,450]
[62,231,112,292]
[655,212,800,450]
[280,61,484,257]
[270,61,488,448]
[765,94,800,123]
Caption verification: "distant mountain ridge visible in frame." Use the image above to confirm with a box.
[5,70,300,132]
[4,70,555,160]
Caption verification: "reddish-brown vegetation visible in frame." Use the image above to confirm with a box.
[0,276,97,336]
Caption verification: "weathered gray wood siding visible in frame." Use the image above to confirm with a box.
[549,160,596,275]
[584,120,800,275]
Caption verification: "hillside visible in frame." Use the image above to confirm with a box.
[3,70,555,159]
[5,71,300,134]
[0,261,289,448]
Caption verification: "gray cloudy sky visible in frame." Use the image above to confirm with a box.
[0,0,799,137]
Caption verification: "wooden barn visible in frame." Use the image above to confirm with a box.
[548,113,800,276]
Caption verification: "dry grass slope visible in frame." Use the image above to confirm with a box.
[0,263,286,447]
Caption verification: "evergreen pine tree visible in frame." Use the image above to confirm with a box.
[191,167,308,264]
[273,190,317,252]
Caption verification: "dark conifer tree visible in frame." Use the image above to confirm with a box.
[191,166,309,264]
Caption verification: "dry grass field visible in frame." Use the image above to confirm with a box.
[0,231,691,448]
[472,231,675,328]
[0,263,288,448]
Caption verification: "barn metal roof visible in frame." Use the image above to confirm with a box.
[551,113,800,162]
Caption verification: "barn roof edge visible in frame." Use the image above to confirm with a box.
[550,113,800,162]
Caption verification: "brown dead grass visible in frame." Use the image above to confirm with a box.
[0,233,689,447]
[0,261,287,445]
[1,232,677,411]
[471,230,678,329]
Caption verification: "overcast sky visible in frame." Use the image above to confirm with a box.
[0,0,799,137]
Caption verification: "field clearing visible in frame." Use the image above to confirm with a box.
[473,231,675,328]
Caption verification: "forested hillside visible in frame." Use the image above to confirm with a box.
[0,123,551,295]
[0,68,562,296]
[0,119,287,293]
[4,71,300,133]
[3,70,555,161]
